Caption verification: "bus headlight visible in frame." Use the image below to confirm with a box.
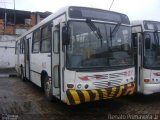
[84,84,89,89]
[77,84,82,89]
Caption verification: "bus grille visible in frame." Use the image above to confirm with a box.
[92,72,125,89]
[93,79,122,89]
[93,81,109,89]
[109,72,126,79]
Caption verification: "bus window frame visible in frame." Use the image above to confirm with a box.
[32,28,41,53]
[53,29,60,54]
[40,23,52,53]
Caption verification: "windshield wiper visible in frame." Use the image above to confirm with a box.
[109,22,121,49]
[86,19,103,41]
[111,22,121,37]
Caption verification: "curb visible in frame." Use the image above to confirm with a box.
[0,74,9,77]
[0,74,17,77]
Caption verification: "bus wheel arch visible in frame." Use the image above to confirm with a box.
[44,75,53,101]
[41,70,48,89]
[41,70,53,101]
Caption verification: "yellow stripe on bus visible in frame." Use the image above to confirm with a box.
[116,85,124,97]
[123,83,132,95]
[127,83,132,87]
[129,83,135,95]
[66,96,71,105]
[109,87,117,97]
[66,82,135,105]
[81,90,90,102]
[91,90,99,101]
[69,90,81,104]
[101,88,108,99]
[129,89,134,95]
[107,87,116,99]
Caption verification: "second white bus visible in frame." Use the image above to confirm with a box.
[132,20,160,94]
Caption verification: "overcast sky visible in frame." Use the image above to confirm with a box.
[1,0,160,21]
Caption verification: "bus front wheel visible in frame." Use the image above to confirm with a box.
[44,76,53,101]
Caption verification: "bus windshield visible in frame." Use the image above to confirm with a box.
[66,21,134,69]
[144,32,160,68]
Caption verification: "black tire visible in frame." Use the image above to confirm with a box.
[44,76,53,101]
[20,66,25,81]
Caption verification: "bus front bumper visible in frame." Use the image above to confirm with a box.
[143,83,160,95]
[66,82,135,105]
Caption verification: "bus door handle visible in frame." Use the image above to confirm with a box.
[48,55,51,57]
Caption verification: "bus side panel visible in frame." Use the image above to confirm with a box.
[26,26,52,87]
[30,53,51,87]
[30,53,42,87]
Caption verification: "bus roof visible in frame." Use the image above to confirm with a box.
[131,20,160,31]
[131,20,160,26]
[16,6,130,41]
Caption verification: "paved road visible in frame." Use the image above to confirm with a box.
[0,76,160,120]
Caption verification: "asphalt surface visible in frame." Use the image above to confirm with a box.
[0,70,160,120]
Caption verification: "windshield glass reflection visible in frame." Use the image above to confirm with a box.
[144,32,160,68]
[66,21,134,69]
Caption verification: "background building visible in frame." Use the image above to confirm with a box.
[0,8,51,68]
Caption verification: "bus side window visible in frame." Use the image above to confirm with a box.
[53,30,59,53]
[32,29,41,53]
[41,24,51,52]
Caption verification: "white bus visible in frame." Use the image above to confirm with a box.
[15,6,135,105]
[132,20,160,94]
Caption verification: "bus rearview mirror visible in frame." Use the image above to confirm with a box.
[62,26,70,45]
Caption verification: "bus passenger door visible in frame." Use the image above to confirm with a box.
[24,38,30,80]
[132,33,142,92]
[52,25,60,99]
